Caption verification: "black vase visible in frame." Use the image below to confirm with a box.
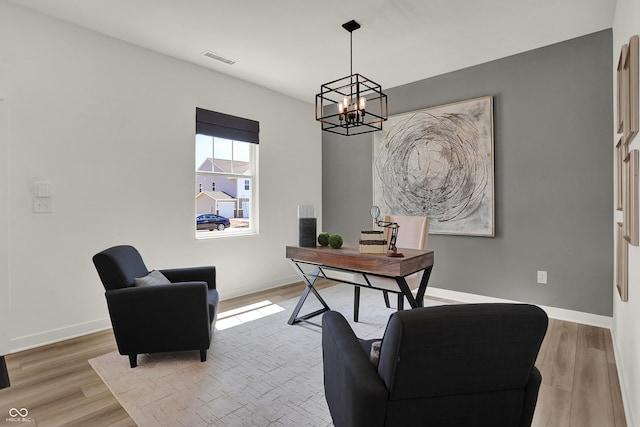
[298,205,317,247]
[299,217,317,247]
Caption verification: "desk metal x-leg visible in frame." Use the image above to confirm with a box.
[287,262,330,326]
[353,265,434,322]
[397,264,434,309]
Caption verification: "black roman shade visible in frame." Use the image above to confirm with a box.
[196,108,259,144]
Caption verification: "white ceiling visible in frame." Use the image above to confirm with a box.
[9,0,617,103]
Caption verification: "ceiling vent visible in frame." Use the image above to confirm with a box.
[201,50,236,65]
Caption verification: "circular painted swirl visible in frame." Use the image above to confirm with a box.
[375,111,490,223]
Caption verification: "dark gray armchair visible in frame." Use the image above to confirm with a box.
[92,245,219,368]
[322,303,548,427]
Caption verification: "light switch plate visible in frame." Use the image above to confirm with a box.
[34,181,52,198]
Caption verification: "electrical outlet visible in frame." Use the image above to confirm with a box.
[33,197,53,213]
[537,270,547,284]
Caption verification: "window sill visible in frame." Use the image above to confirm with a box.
[195,228,258,240]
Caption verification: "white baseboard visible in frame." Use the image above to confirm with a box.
[8,277,304,353]
[426,287,613,329]
[610,328,634,427]
[223,279,614,330]
[10,317,112,353]
[6,283,613,360]
[220,275,301,301]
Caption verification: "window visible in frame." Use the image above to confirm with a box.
[195,108,259,237]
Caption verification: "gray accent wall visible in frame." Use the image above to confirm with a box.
[322,29,613,316]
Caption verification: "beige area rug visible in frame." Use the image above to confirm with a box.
[90,285,443,427]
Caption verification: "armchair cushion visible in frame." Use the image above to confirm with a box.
[134,270,171,287]
[370,341,382,367]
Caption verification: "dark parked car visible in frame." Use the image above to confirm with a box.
[196,214,231,231]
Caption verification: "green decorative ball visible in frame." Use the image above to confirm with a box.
[318,232,330,246]
[329,234,343,249]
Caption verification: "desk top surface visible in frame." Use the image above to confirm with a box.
[285,244,434,277]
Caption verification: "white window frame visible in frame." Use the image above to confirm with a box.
[196,136,259,239]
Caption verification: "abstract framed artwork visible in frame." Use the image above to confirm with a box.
[617,222,628,302]
[625,35,639,144]
[617,43,627,136]
[616,138,626,211]
[614,35,638,304]
[373,96,494,236]
[624,149,639,246]
[619,35,639,145]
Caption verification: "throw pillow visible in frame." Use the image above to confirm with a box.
[134,270,171,287]
[370,340,382,367]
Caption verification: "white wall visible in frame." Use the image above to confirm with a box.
[0,3,320,352]
[0,88,9,355]
[613,0,640,424]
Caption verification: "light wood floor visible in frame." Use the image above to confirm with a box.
[532,318,627,427]
[0,282,627,427]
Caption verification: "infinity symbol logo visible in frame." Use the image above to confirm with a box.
[8,407,28,417]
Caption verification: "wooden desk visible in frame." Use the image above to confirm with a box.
[285,244,434,325]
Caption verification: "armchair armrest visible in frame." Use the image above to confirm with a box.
[322,311,388,427]
[160,266,216,290]
[520,367,542,427]
[105,282,212,354]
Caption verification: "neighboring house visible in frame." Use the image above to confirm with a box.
[196,191,237,219]
[196,158,251,218]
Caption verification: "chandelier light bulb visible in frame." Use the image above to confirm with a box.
[337,102,345,122]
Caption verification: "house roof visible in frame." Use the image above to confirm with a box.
[196,191,237,202]
[197,158,250,175]
[212,159,250,174]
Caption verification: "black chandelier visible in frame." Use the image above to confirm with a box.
[315,20,388,136]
